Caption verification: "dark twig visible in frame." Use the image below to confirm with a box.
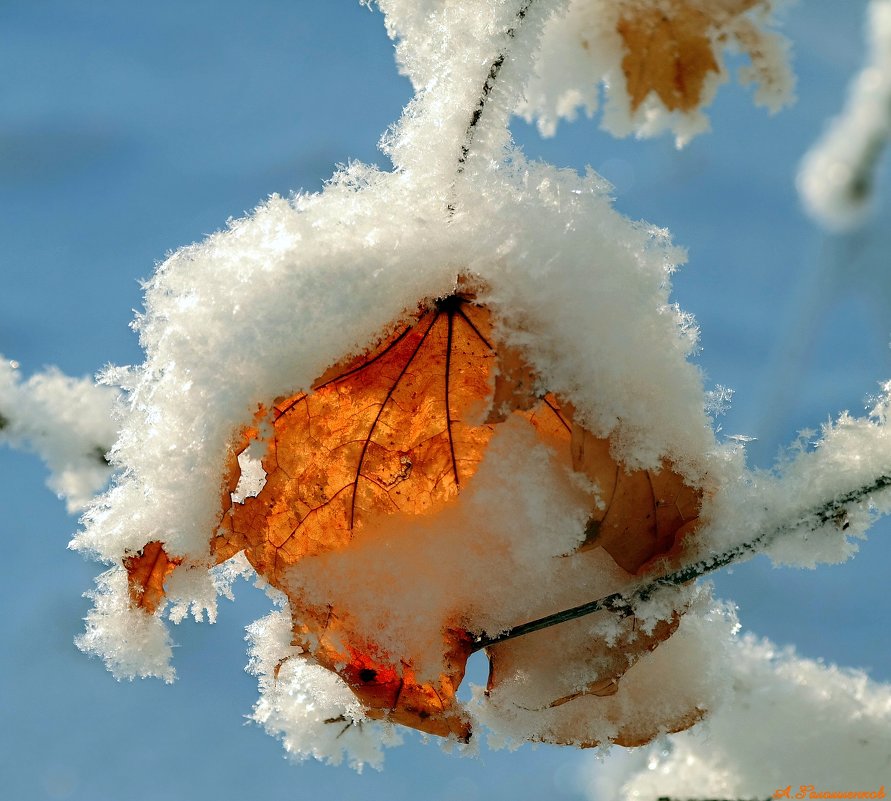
[471,472,891,652]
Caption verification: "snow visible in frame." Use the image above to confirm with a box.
[246,606,403,770]
[697,385,891,574]
[76,566,175,682]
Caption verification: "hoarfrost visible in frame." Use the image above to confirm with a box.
[701,386,891,571]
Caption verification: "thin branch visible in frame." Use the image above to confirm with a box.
[455,0,536,176]
[471,472,891,652]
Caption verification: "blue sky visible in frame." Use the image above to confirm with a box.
[1,2,889,800]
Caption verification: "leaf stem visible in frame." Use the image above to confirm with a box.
[470,472,891,652]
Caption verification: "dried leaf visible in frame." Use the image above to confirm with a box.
[124,540,182,614]
[617,0,762,113]
[525,397,702,575]
[570,417,702,574]
[217,291,509,583]
[488,613,681,707]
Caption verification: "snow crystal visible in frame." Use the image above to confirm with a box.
[76,567,175,682]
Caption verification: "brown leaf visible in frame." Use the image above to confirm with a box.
[485,397,703,745]
[124,540,182,614]
[570,418,702,574]
[617,0,761,113]
[488,613,681,707]
[525,397,702,575]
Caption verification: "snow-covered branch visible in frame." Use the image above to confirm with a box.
[799,0,891,231]
[456,0,537,175]
[475,466,891,651]
[0,358,118,512]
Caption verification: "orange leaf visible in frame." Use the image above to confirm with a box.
[217,290,513,584]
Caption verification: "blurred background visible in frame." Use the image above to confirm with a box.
[1,1,889,799]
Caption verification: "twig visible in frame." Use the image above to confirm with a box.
[447,0,540,216]
[470,472,891,652]
[455,0,536,175]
